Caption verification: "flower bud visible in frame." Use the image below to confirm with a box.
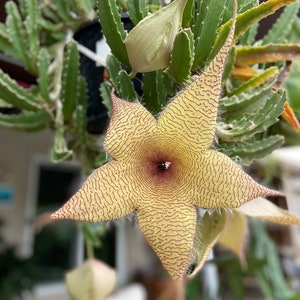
[66,259,116,300]
[125,0,188,73]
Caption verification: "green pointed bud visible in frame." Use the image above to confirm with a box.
[66,259,116,300]
[125,0,188,73]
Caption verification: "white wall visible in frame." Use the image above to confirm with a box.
[0,127,53,252]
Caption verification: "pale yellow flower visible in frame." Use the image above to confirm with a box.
[52,15,287,280]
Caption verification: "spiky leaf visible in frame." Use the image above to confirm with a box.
[24,0,40,68]
[0,23,16,58]
[168,28,194,84]
[5,2,31,68]
[182,0,194,28]
[0,110,49,131]
[262,1,300,44]
[60,41,80,122]
[51,127,73,162]
[209,0,298,62]
[127,0,148,26]
[236,44,300,66]
[218,90,286,142]
[106,54,122,90]
[37,48,51,102]
[97,0,130,66]
[118,70,137,101]
[218,135,284,165]
[52,0,77,22]
[0,69,39,110]
[220,76,277,113]
[143,70,168,114]
[74,0,96,15]
[192,0,228,70]
[73,77,88,140]
[228,66,278,97]
[100,81,112,113]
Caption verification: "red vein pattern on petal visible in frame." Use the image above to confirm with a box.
[190,150,282,208]
[137,202,197,280]
[52,161,137,222]
[104,93,157,162]
[157,15,235,152]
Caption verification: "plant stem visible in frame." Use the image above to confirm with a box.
[86,240,94,259]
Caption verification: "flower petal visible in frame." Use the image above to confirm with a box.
[191,150,282,208]
[188,211,226,278]
[52,161,137,222]
[157,18,235,152]
[104,93,157,161]
[137,202,197,280]
[218,210,248,266]
[237,197,300,225]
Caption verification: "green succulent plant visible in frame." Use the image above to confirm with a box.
[1,0,299,174]
[1,0,300,294]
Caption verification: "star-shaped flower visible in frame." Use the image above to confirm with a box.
[52,21,282,280]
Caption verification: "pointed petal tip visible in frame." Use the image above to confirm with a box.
[51,207,72,221]
[264,188,285,199]
[238,197,300,226]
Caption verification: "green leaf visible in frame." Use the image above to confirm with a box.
[262,1,300,44]
[97,0,130,66]
[37,48,51,102]
[77,76,88,109]
[210,0,298,62]
[188,211,226,277]
[217,89,286,142]
[127,0,148,26]
[100,81,112,113]
[236,44,300,66]
[0,99,12,108]
[60,41,80,122]
[0,110,49,131]
[0,69,40,110]
[106,54,122,90]
[220,78,276,114]
[284,60,300,115]
[38,17,64,33]
[73,105,87,142]
[24,0,40,68]
[73,77,88,139]
[218,135,284,165]
[192,0,228,70]
[5,2,31,69]
[168,28,194,84]
[228,66,278,97]
[182,0,194,28]
[143,70,167,114]
[235,0,297,42]
[0,23,16,59]
[52,0,77,23]
[118,70,138,101]
[238,22,259,46]
[74,0,96,15]
[222,47,236,83]
[51,127,73,162]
